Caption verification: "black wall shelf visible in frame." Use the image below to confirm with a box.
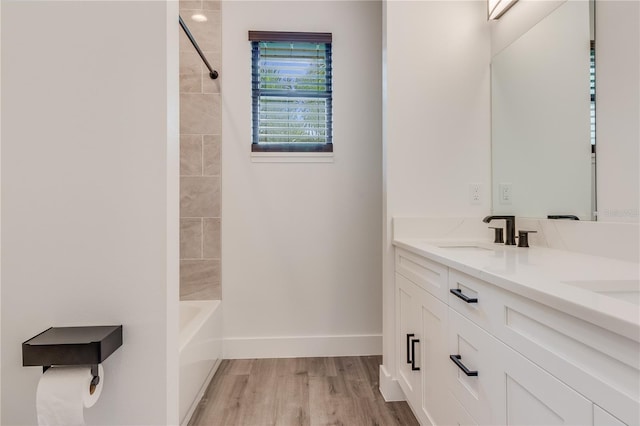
[23,325,123,370]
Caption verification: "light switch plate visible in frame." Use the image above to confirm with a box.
[499,183,512,205]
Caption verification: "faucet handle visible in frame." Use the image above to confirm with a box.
[517,230,537,248]
[488,227,504,244]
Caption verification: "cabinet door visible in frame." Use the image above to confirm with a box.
[448,392,478,426]
[416,289,451,426]
[492,332,593,426]
[396,273,420,407]
[447,309,501,425]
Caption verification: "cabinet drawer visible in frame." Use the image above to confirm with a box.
[396,249,449,302]
[447,309,501,425]
[448,269,501,332]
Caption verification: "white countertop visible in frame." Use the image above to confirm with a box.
[394,238,640,342]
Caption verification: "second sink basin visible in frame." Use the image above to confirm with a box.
[562,279,640,306]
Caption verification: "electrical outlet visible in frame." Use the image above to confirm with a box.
[499,183,512,205]
[469,183,482,205]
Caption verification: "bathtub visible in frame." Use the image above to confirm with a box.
[179,300,223,426]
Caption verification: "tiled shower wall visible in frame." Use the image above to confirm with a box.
[179,0,222,300]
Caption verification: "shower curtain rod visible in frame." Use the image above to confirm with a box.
[179,15,219,80]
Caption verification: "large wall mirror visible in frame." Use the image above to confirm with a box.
[491,1,595,220]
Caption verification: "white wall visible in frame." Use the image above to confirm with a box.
[221,1,383,358]
[596,0,639,223]
[381,0,491,396]
[1,1,180,424]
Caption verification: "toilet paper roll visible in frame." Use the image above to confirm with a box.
[36,364,104,426]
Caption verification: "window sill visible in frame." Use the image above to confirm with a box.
[251,152,334,163]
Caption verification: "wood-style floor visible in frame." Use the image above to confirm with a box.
[188,356,419,426]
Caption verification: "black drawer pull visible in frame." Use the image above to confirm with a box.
[450,288,478,304]
[406,333,414,364]
[411,339,420,371]
[449,354,478,376]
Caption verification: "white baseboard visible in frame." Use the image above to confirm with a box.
[223,334,382,359]
[378,364,405,402]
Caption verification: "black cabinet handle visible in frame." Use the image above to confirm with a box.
[406,333,414,364]
[411,339,420,371]
[449,354,478,376]
[450,288,478,303]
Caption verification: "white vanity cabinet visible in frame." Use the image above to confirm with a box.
[395,252,451,426]
[394,247,638,426]
[448,308,593,425]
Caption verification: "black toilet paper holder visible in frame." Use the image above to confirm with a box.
[41,364,101,387]
[23,325,123,388]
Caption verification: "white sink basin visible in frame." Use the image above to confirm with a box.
[562,280,640,306]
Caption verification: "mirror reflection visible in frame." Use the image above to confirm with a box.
[491,1,595,220]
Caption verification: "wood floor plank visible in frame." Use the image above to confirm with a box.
[352,396,407,426]
[306,357,337,377]
[236,370,279,425]
[249,358,279,379]
[189,374,250,426]
[275,357,308,377]
[360,355,383,386]
[227,358,255,375]
[309,375,363,426]
[189,356,418,426]
[274,374,311,426]
[211,359,232,378]
[334,357,369,382]
[251,357,307,378]
[385,401,421,426]
[333,357,377,400]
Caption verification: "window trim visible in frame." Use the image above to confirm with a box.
[251,142,333,153]
[249,31,333,154]
[248,31,332,43]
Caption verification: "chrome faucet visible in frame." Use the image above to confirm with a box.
[483,215,516,245]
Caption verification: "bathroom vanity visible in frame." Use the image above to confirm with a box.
[390,231,639,426]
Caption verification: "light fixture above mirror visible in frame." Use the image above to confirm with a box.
[488,0,518,20]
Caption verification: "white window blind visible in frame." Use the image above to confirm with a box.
[249,31,333,152]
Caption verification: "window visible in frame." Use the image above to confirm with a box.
[249,31,333,153]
